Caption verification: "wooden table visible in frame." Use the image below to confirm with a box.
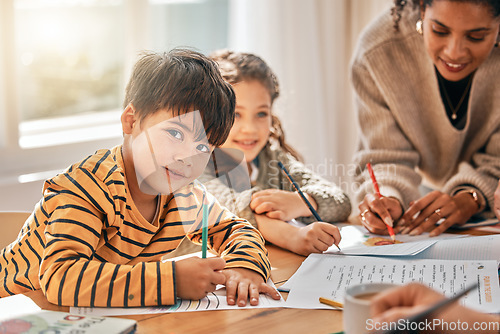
[21,223,497,334]
[24,244,343,334]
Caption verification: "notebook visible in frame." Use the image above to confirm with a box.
[0,310,137,334]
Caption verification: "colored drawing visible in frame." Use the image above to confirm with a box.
[363,237,403,246]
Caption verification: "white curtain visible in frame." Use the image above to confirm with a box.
[228,0,392,197]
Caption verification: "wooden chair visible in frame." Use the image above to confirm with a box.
[0,211,31,249]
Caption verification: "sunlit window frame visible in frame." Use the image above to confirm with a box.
[0,0,151,185]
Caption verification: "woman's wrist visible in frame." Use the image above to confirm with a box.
[455,189,485,214]
[453,191,482,217]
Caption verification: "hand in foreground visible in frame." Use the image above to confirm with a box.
[288,222,341,256]
[174,257,226,300]
[250,189,317,221]
[358,193,403,235]
[494,180,500,221]
[370,283,499,334]
[222,268,281,306]
[399,190,478,236]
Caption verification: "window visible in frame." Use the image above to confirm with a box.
[0,0,229,208]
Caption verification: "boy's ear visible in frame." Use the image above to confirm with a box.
[121,103,137,135]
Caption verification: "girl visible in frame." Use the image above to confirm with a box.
[205,50,350,256]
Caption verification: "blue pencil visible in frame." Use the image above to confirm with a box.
[277,161,341,251]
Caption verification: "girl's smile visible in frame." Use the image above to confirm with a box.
[222,80,272,163]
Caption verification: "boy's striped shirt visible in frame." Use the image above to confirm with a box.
[0,146,270,307]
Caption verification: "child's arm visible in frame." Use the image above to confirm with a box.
[38,192,179,308]
[187,190,272,284]
[255,214,341,256]
[37,166,183,308]
[250,189,319,222]
[222,267,281,306]
[251,155,351,223]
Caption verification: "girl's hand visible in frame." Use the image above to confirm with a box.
[399,190,478,236]
[358,193,403,235]
[287,222,341,256]
[222,268,281,306]
[250,189,318,221]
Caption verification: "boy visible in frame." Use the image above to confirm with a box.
[0,49,281,307]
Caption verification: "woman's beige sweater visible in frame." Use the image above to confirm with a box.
[351,5,500,210]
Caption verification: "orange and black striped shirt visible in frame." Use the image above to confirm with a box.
[0,145,271,307]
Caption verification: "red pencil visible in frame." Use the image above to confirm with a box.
[366,163,396,243]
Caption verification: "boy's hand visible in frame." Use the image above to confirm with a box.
[250,189,317,221]
[175,257,226,300]
[288,222,341,256]
[222,268,281,306]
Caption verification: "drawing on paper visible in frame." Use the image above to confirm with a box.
[363,237,403,246]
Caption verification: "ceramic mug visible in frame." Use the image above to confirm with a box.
[343,283,398,334]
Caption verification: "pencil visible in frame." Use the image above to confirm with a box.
[201,201,208,259]
[319,297,343,309]
[277,161,341,251]
[383,283,478,334]
[366,163,396,243]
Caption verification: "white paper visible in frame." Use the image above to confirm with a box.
[284,254,500,314]
[0,294,42,320]
[408,234,500,262]
[70,279,284,316]
[326,224,464,256]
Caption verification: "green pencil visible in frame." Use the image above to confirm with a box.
[202,202,208,258]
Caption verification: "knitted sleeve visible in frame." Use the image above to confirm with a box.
[351,59,422,209]
[442,127,500,210]
[280,152,352,223]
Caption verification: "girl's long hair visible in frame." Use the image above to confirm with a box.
[209,49,303,162]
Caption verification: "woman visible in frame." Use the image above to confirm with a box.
[353,0,500,236]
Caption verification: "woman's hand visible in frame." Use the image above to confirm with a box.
[358,193,403,235]
[399,190,478,236]
[250,189,317,221]
[370,283,500,334]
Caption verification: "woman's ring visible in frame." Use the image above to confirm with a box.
[434,208,441,217]
[360,209,370,217]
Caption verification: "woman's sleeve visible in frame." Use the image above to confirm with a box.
[351,59,421,209]
[443,126,500,211]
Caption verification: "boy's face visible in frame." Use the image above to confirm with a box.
[131,109,213,195]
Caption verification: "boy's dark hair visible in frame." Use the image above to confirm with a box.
[124,48,235,147]
[209,49,303,162]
